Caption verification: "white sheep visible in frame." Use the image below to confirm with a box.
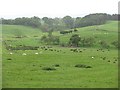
[22,53,26,55]
[92,56,94,59]
[35,52,38,55]
[10,52,13,55]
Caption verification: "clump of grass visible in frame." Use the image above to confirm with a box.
[42,67,56,71]
[54,64,60,67]
[7,58,12,60]
[75,64,92,68]
[85,66,92,68]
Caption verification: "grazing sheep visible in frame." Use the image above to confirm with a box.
[10,52,13,55]
[35,52,38,55]
[22,53,27,55]
[92,57,94,59]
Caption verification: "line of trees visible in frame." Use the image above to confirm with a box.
[2,13,119,30]
[40,33,119,49]
[2,16,41,28]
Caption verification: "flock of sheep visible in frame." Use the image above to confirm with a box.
[7,45,118,64]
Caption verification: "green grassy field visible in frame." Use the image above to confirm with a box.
[2,21,118,88]
[59,21,118,46]
[0,23,2,89]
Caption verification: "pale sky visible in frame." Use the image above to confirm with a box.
[0,0,119,19]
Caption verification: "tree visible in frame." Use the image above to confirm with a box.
[99,40,109,48]
[74,17,81,28]
[62,16,74,29]
[40,23,54,37]
[79,37,95,47]
[77,13,110,27]
[41,17,66,36]
[69,34,81,47]
[14,17,41,28]
[111,41,120,49]
[41,35,60,45]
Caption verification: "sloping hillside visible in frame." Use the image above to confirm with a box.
[59,21,118,47]
[2,21,118,48]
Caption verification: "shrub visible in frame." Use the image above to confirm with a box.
[111,41,120,49]
[74,28,78,32]
[42,67,56,71]
[75,64,92,68]
[7,58,12,60]
[99,40,109,48]
[69,34,81,47]
[54,64,60,67]
[60,43,68,47]
[41,35,60,45]
[79,37,95,47]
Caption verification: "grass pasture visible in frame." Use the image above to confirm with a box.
[2,21,118,88]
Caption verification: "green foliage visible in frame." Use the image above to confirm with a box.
[111,41,120,49]
[60,30,73,34]
[79,13,107,27]
[41,17,65,35]
[42,67,56,71]
[75,64,92,68]
[62,16,74,29]
[2,16,41,28]
[99,40,109,48]
[41,35,60,45]
[69,34,81,47]
[74,13,119,28]
[74,17,81,28]
[79,37,95,47]
[2,13,119,30]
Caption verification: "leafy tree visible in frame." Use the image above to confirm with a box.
[99,40,109,48]
[69,34,81,47]
[41,17,66,36]
[40,23,54,37]
[79,37,95,47]
[74,17,81,28]
[111,41,120,49]
[3,16,41,28]
[2,13,119,29]
[62,16,74,29]
[2,19,14,24]
[41,35,60,45]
